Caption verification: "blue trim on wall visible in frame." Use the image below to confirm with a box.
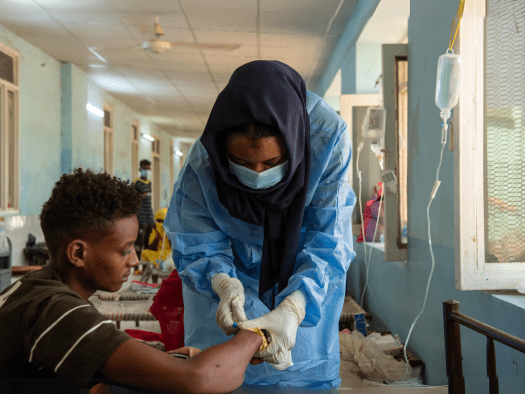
[315,0,381,97]
[60,63,72,175]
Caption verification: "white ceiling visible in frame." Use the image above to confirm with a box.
[358,0,409,44]
[0,0,364,137]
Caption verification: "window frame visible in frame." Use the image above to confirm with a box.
[132,120,139,179]
[0,42,19,214]
[103,106,114,176]
[151,134,161,214]
[382,43,408,262]
[455,0,525,291]
[340,94,383,237]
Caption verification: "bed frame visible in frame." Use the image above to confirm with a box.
[443,300,525,394]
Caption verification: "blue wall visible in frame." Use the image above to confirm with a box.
[0,23,179,266]
[0,24,62,218]
[317,0,525,391]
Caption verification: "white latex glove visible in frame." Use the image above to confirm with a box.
[211,273,248,335]
[238,290,306,370]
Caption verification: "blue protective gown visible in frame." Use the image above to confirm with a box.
[165,91,356,388]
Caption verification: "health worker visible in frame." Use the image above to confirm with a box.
[164,60,356,389]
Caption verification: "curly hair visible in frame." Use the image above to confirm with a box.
[40,168,143,261]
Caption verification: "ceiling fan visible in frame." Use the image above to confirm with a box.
[142,16,241,54]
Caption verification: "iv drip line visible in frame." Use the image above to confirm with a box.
[358,76,385,309]
[401,0,463,377]
[402,130,447,379]
[360,186,384,309]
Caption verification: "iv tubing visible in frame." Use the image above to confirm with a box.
[402,120,448,379]
[355,140,370,308]
[360,188,384,309]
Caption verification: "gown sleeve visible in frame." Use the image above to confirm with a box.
[164,163,238,301]
[274,120,356,327]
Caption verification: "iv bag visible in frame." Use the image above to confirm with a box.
[362,106,386,140]
[435,52,461,115]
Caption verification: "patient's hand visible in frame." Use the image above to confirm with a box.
[167,346,201,358]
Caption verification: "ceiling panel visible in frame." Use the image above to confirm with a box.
[31,0,109,11]
[181,12,258,32]
[177,0,257,13]
[108,0,182,14]
[0,0,372,136]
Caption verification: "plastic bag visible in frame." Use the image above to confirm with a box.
[339,329,412,382]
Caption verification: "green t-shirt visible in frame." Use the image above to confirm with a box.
[0,265,130,388]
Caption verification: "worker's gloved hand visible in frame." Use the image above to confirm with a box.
[238,290,306,370]
[211,273,248,335]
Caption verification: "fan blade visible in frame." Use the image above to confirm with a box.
[170,41,241,51]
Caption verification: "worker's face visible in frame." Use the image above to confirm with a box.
[226,135,287,173]
[83,215,139,293]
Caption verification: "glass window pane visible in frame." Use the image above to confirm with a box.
[397,59,408,244]
[484,0,525,263]
[8,90,16,209]
[0,51,14,84]
[104,110,111,128]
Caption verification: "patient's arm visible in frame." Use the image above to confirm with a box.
[101,329,262,393]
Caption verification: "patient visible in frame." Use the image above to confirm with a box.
[0,169,263,394]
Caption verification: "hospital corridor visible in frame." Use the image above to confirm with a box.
[0,0,524,393]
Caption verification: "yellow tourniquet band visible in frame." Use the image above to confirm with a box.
[247,327,269,352]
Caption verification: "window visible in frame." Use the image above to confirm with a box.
[382,43,408,261]
[456,0,525,290]
[340,94,383,237]
[103,106,113,176]
[151,135,161,214]
[132,121,139,179]
[340,44,409,262]
[0,43,19,213]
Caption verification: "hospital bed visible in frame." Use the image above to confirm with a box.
[443,300,525,394]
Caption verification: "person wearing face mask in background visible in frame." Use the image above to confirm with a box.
[134,159,155,262]
[164,60,356,389]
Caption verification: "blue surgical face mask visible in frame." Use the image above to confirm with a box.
[228,159,288,190]
[140,169,148,177]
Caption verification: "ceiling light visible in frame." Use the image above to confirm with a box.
[142,133,155,142]
[175,150,183,157]
[86,103,104,117]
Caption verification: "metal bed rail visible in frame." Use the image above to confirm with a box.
[443,300,525,394]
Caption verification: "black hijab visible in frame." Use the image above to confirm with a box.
[200,60,310,309]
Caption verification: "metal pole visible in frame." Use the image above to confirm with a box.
[444,300,465,394]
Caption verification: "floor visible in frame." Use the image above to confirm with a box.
[91,273,448,393]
